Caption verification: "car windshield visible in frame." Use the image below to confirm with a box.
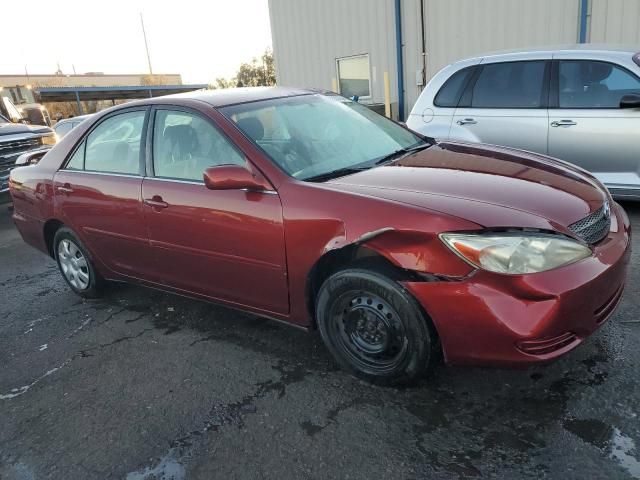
[220,94,428,181]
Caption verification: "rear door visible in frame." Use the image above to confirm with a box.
[548,56,640,193]
[141,107,289,315]
[53,108,154,279]
[451,59,550,154]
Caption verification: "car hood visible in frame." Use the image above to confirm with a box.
[0,122,52,137]
[325,141,607,231]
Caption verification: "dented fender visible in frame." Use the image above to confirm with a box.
[322,226,474,278]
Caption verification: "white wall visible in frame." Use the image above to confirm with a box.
[269,0,401,113]
[590,0,640,43]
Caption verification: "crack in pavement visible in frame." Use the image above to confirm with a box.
[126,361,309,479]
[0,327,154,401]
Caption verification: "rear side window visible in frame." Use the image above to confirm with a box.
[65,144,84,170]
[634,53,640,67]
[434,68,474,107]
[558,60,640,108]
[472,61,546,108]
[84,111,145,175]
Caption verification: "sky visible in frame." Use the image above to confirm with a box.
[2,0,272,84]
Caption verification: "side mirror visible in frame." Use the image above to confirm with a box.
[203,164,268,191]
[15,147,51,166]
[620,93,640,109]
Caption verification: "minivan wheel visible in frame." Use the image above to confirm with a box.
[316,268,435,386]
[54,227,104,298]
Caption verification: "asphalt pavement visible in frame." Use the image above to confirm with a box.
[0,201,639,480]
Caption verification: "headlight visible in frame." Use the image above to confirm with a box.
[440,232,591,274]
[41,134,57,146]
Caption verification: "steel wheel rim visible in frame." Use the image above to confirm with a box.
[328,290,409,374]
[58,239,90,290]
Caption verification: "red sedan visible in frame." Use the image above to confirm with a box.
[9,87,630,385]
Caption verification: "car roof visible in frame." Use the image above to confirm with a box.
[457,43,639,63]
[56,114,93,125]
[164,86,316,107]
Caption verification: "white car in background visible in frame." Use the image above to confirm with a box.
[407,45,640,199]
[53,114,94,139]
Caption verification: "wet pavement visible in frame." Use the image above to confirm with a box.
[0,201,639,480]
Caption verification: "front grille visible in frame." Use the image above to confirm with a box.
[0,137,42,162]
[0,136,45,193]
[569,202,611,245]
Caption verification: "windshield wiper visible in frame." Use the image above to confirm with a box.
[304,166,371,182]
[374,142,432,165]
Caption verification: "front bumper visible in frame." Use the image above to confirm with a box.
[404,202,631,367]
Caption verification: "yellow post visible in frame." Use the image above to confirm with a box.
[331,77,338,93]
[383,72,391,118]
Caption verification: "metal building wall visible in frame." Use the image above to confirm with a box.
[590,0,640,43]
[269,0,639,119]
[422,0,582,77]
[269,0,401,113]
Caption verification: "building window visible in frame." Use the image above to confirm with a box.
[336,54,371,99]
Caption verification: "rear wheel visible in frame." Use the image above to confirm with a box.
[316,268,435,386]
[54,227,104,298]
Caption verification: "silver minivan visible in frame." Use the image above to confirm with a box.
[407,45,640,199]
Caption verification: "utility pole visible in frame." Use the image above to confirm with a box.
[140,13,153,75]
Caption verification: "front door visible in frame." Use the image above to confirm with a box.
[53,108,153,279]
[548,58,640,193]
[142,108,289,315]
[451,60,550,154]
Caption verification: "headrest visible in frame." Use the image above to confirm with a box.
[236,117,264,141]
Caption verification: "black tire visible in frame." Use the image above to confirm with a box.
[316,268,435,386]
[53,227,104,299]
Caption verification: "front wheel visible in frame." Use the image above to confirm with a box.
[54,227,104,299]
[316,268,435,386]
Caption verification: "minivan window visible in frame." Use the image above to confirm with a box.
[558,60,640,109]
[84,111,145,175]
[434,68,474,107]
[471,61,546,109]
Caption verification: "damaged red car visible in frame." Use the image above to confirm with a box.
[9,87,631,385]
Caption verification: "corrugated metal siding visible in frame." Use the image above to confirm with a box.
[269,0,400,111]
[590,0,640,44]
[422,0,581,79]
[270,0,640,119]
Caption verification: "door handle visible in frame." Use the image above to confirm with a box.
[456,118,477,126]
[144,196,169,209]
[56,183,74,194]
[551,120,577,127]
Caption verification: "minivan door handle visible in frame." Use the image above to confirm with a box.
[144,195,169,209]
[551,120,577,127]
[456,118,477,126]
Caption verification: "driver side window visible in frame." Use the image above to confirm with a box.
[152,110,245,182]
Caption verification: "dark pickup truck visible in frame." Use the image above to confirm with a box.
[0,114,56,194]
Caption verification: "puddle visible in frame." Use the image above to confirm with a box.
[563,418,640,479]
[126,449,186,480]
[611,428,640,479]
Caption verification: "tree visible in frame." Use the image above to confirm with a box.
[211,48,276,89]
